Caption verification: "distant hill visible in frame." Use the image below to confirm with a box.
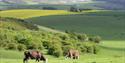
[0,0,125,10]
[92,0,125,10]
[0,0,92,5]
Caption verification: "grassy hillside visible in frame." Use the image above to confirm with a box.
[0,17,100,58]
[0,10,125,40]
[26,10,125,40]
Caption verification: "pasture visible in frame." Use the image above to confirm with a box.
[0,41,125,63]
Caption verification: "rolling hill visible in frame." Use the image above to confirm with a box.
[0,0,92,5]
[0,0,125,10]
[26,10,125,40]
[1,9,125,40]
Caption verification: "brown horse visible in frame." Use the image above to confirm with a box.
[66,49,80,59]
[23,50,48,63]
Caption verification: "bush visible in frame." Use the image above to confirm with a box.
[77,34,88,41]
[59,35,69,40]
[62,45,74,55]
[27,43,40,49]
[94,36,101,43]
[47,41,63,57]
[17,44,26,51]
[89,36,101,43]
[6,43,17,50]
[42,40,51,49]
[85,46,93,53]
[93,45,99,54]
[16,38,31,45]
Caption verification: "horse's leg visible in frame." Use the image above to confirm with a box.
[36,58,40,62]
[23,58,28,63]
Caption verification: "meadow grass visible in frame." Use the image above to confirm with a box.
[0,41,125,63]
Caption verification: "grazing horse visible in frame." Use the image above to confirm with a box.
[66,49,80,59]
[23,50,48,63]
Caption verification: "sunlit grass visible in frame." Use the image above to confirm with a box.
[0,9,76,19]
[0,9,100,19]
[0,41,125,63]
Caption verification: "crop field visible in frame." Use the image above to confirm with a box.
[0,9,125,40]
[0,9,76,19]
[0,41,125,63]
[0,9,100,19]
[26,11,125,40]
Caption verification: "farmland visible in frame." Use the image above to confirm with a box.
[0,9,76,19]
[26,10,125,40]
[0,9,100,19]
[1,9,125,40]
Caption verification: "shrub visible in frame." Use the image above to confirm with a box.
[85,46,93,53]
[77,34,88,41]
[16,38,31,45]
[47,41,63,57]
[59,35,69,40]
[62,45,74,55]
[94,36,101,43]
[27,43,42,50]
[42,40,51,49]
[89,36,101,43]
[93,45,99,54]
[6,43,17,50]
[17,44,26,51]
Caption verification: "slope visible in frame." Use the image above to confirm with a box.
[26,10,125,40]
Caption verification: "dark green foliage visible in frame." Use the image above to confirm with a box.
[62,45,74,55]
[89,36,101,43]
[77,34,88,41]
[85,46,94,53]
[6,43,17,50]
[17,44,26,51]
[0,17,100,57]
[94,36,101,43]
[0,17,39,30]
[93,45,99,54]
[76,43,87,53]
[47,40,63,57]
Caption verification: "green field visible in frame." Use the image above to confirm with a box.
[0,9,125,63]
[1,9,125,40]
[26,11,125,40]
[0,41,125,63]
